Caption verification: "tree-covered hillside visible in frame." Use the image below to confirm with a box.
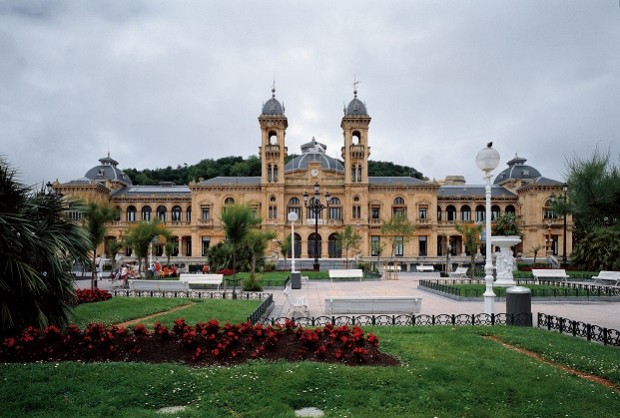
[123,155,424,185]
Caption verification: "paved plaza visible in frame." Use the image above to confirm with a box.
[87,273,619,330]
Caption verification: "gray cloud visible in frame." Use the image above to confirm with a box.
[1,1,618,187]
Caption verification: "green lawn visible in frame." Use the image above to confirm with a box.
[449,283,614,298]
[1,298,618,417]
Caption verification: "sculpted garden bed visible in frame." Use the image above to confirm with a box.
[0,319,400,367]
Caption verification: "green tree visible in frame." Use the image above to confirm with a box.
[276,236,292,268]
[122,220,171,275]
[455,222,484,278]
[564,149,620,270]
[0,161,91,335]
[83,202,118,289]
[206,242,233,272]
[245,229,277,284]
[491,213,522,236]
[220,204,261,298]
[337,225,362,268]
[381,214,417,278]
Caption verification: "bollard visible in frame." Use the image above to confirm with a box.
[506,286,532,326]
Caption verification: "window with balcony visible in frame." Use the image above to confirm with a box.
[287,197,301,220]
[329,197,341,220]
[543,200,557,219]
[371,206,381,221]
[201,206,210,221]
[392,197,406,218]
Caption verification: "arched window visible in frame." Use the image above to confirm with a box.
[224,197,235,205]
[157,205,167,222]
[141,205,152,221]
[352,195,361,219]
[392,196,406,217]
[446,205,456,222]
[352,131,361,145]
[491,205,501,220]
[171,206,182,222]
[288,233,302,259]
[328,233,341,258]
[126,206,137,222]
[308,233,322,258]
[460,205,471,221]
[329,197,341,220]
[269,131,278,145]
[114,206,121,221]
[506,205,516,215]
[475,205,485,222]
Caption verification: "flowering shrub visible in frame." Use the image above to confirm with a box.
[216,269,235,276]
[0,319,387,365]
[74,288,112,305]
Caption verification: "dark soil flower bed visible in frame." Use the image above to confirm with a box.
[0,319,400,367]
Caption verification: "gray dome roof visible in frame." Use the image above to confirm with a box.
[261,88,284,116]
[344,90,368,116]
[84,154,133,185]
[284,137,344,173]
[494,155,541,185]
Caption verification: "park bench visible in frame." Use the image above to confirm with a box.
[449,266,469,278]
[532,269,569,283]
[592,271,620,286]
[416,264,434,272]
[179,273,224,290]
[328,269,364,282]
[324,297,422,315]
[128,279,190,292]
[283,283,309,316]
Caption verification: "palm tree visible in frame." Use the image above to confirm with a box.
[381,214,417,279]
[0,161,91,336]
[220,204,261,298]
[83,202,118,289]
[454,222,484,278]
[123,220,171,276]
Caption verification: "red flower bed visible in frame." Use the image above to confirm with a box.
[216,269,235,276]
[74,288,112,305]
[0,319,399,366]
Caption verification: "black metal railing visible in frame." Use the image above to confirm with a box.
[256,312,618,346]
[419,279,620,299]
[538,313,620,346]
[109,289,270,300]
[247,294,274,324]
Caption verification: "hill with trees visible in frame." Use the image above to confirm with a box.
[123,155,424,185]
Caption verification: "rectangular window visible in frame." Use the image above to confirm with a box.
[201,207,210,221]
[419,207,427,220]
[395,236,404,257]
[371,207,380,219]
[371,236,381,256]
[329,207,341,220]
[142,211,151,221]
[419,236,428,256]
[352,205,361,219]
[437,208,442,221]
[186,208,191,222]
[201,237,210,256]
[269,205,277,219]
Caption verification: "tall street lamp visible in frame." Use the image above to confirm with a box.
[303,183,330,271]
[287,211,302,288]
[475,142,500,314]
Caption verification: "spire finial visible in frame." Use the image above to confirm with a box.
[271,77,276,98]
[353,75,360,98]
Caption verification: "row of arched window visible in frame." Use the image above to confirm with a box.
[438,205,516,222]
[121,205,190,223]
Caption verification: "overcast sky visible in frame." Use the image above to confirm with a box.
[2,1,619,188]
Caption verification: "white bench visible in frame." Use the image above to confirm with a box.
[328,269,364,282]
[449,266,469,278]
[283,284,309,316]
[128,280,190,292]
[179,273,224,290]
[532,269,569,283]
[416,264,434,272]
[592,271,620,286]
[325,297,422,315]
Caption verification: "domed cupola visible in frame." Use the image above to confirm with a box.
[494,154,542,185]
[344,89,368,116]
[261,88,285,116]
[84,153,133,186]
[284,137,344,173]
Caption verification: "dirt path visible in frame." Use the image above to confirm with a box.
[486,336,619,393]
[114,302,196,328]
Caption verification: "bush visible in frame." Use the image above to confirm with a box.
[242,276,263,291]
[74,289,112,305]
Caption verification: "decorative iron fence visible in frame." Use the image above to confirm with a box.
[538,313,620,346]
[254,313,619,347]
[419,279,620,299]
[109,289,269,300]
[247,294,274,324]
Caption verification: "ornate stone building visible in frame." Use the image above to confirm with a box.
[52,88,572,270]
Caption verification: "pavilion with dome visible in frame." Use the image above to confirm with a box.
[52,88,571,270]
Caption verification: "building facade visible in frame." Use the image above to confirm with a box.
[52,88,572,270]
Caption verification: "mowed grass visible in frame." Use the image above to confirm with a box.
[1,299,619,417]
